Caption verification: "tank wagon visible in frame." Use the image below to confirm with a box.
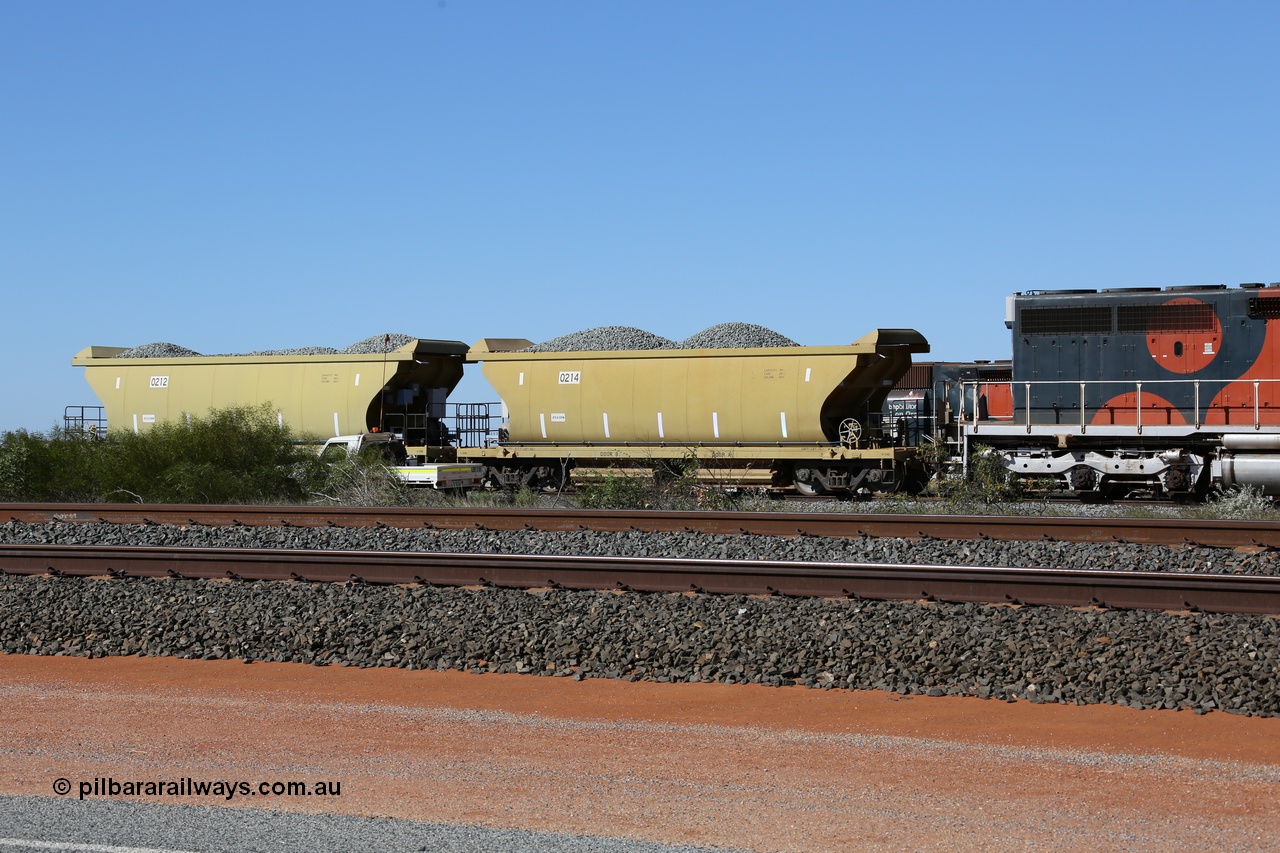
[952,282,1280,498]
[462,329,930,495]
[71,338,472,456]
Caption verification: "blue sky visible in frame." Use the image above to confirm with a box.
[2,2,1277,433]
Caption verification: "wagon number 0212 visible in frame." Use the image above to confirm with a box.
[558,371,581,385]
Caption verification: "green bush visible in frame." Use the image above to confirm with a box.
[0,427,105,502]
[937,444,1023,505]
[575,469,653,509]
[1184,485,1278,521]
[311,451,413,507]
[575,454,751,510]
[0,406,327,504]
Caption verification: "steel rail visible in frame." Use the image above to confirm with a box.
[1,544,1276,614]
[4,502,1280,549]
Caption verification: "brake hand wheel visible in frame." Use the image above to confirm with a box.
[838,418,862,449]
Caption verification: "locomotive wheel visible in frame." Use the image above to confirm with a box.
[1068,465,1098,492]
[838,418,862,449]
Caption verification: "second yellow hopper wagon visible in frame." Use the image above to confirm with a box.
[461,329,930,495]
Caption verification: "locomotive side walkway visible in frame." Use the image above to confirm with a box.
[0,655,1276,852]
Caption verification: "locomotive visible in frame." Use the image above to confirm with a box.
[929,282,1280,498]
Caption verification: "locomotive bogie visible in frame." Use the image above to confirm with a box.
[993,445,1209,498]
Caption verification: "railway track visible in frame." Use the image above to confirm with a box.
[2,544,1278,614]
[5,502,1280,549]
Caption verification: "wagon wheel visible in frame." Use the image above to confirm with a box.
[792,467,824,497]
[527,463,568,493]
[838,418,862,449]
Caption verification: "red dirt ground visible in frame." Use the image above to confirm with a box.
[0,654,1276,851]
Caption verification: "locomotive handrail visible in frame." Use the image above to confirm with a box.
[959,377,1280,432]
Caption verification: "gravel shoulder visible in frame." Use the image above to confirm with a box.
[3,518,1279,716]
[0,655,1276,852]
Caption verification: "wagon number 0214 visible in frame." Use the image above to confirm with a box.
[558,371,581,385]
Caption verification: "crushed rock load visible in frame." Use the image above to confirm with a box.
[680,323,799,349]
[111,343,203,359]
[523,323,798,352]
[2,520,1278,716]
[243,347,339,356]
[341,333,417,354]
[523,327,678,352]
[111,335,418,358]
